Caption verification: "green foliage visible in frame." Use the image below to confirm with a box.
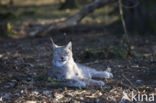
[79,43,141,61]
[79,48,106,61]
[0,22,16,37]
[113,47,128,59]
[48,77,57,83]
[34,74,48,81]
[0,4,17,37]
[64,87,68,91]
[8,74,13,78]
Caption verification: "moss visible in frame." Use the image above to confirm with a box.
[79,41,141,61]
[113,48,128,59]
[0,22,16,37]
[34,74,48,81]
[79,47,134,61]
[48,77,57,83]
[79,48,107,62]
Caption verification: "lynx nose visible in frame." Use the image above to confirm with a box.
[61,56,65,61]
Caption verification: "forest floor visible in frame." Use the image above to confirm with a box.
[0,0,156,103]
[0,30,156,103]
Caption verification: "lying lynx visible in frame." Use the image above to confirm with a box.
[48,39,113,87]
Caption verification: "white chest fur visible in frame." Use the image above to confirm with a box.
[52,59,84,80]
[64,60,84,79]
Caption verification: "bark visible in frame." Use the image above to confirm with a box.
[123,0,148,34]
[0,22,8,36]
[9,0,14,6]
[28,0,116,37]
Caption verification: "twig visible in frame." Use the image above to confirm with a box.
[65,93,93,103]
[119,0,128,36]
[118,0,130,44]
[71,97,94,103]
[122,74,137,89]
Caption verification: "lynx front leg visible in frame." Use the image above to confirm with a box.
[92,71,113,79]
[83,79,105,86]
[62,79,87,88]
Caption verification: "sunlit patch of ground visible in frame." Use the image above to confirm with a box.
[1,0,57,6]
[1,0,119,38]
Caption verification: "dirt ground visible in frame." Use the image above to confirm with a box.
[0,28,156,102]
[0,0,156,102]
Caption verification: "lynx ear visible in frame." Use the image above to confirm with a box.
[50,37,57,49]
[66,41,72,50]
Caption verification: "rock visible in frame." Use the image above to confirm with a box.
[43,90,52,95]
[131,65,139,68]
[14,93,20,96]
[136,80,142,83]
[96,99,100,103]
[21,90,24,94]
[11,79,17,82]
[131,76,134,79]
[108,96,116,102]
[0,97,3,102]
[117,65,122,68]
[54,93,64,101]
[2,93,11,100]
[26,101,37,103]
[9,82,15,87]
[31,90,39,95]
[0,54,3,58]
[33,73,37,76]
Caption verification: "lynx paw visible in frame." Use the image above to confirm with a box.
[104,72,113,78]
[97,81,105,86]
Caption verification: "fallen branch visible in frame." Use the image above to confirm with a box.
[28,0,116,37]
[122,74,137,89]
[71,97,93,103]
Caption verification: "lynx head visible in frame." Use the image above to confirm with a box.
[51,39,73,67]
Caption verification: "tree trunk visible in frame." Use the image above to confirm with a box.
[28,0,116,37]
[0,22,8,37]
[123,0,156,34]
[9,0,14,6]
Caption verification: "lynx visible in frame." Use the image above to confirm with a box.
[48,39,113,87]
